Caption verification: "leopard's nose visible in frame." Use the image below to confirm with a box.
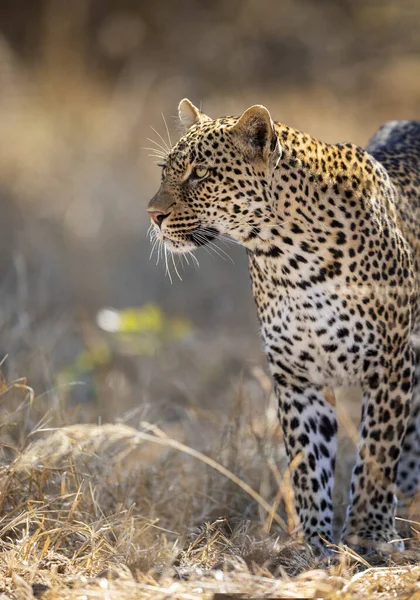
[147,209,171,228]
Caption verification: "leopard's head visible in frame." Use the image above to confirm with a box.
[147,99,282,253]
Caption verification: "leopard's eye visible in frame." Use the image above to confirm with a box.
[157,162,167,176]
[193,166,209,179]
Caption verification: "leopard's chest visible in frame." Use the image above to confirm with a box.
[262,293,358,385]
[249,267,384,388]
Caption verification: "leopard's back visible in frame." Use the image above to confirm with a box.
[366,120,420,263]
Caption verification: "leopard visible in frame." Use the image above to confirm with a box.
[147,98,420,554]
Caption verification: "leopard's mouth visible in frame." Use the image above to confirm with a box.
[184,226,219,247]
[162,225,220,253]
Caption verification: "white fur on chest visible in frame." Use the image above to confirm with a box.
[258,286,371,388]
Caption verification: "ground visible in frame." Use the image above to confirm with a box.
[0,378,419,599]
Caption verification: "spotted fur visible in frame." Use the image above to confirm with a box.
[148,99,420,553]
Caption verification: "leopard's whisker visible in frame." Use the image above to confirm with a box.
[145,139,169,157]
[194,228,235,263]
[171,251,183,281]
[199,228,232,245]
[189,233,217,260]
[149,236,160,260]
[206,239,234,263]
[180,240,200,268]
[148,154,167,162]
[212,234,238,248]
[150,125,171,153]
[142,146,168,158]
[188,251,200,269]
[161,113,172,148]
[205,230,243,248]
[157,239,164,265]
[164,244,173,284]
[192,232,232,262]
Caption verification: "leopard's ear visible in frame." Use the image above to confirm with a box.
[178,98,210,130]
[230,105,281,167]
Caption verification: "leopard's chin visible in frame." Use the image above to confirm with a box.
[163,237,198,253]
[163,226,220,253]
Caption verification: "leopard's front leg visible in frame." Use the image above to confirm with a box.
[341,346,414,553]
[276,381,338,549]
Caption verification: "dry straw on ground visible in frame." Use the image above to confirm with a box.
[0,379,419,599]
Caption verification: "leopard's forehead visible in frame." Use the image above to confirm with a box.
[167,117,237,168]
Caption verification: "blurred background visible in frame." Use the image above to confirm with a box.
[0,0,419,440]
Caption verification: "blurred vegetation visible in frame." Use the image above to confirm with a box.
[0,0,419,425]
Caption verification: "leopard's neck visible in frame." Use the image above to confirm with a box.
[242,124,401,289]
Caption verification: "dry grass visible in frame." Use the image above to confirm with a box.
[0,378,419,600]
[0,4,420,598]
